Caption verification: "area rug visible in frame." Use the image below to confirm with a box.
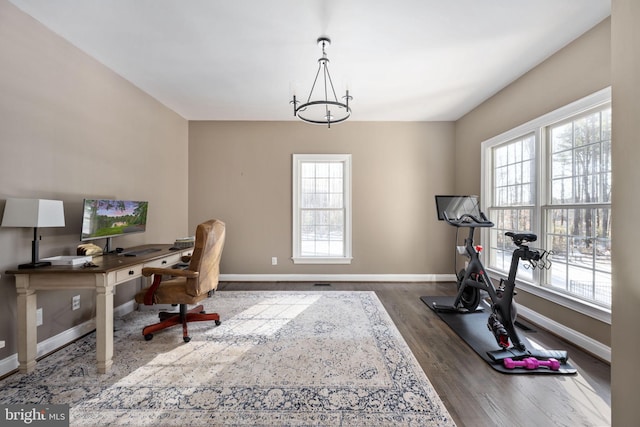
[0,291,455,426]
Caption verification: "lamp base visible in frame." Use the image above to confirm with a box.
[18,261,52,269]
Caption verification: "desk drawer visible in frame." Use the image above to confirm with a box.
[115,265,143,283]
[144,253,182,269]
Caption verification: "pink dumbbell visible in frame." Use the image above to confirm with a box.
[503,357,560,371]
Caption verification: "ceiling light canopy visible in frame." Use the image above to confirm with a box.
[291,37,352,128]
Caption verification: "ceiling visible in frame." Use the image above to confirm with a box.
[8,0,610,122]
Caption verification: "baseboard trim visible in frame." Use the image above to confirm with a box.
[220,273,457,282]
[517,305,611,363]
[114,300,136,318]
[0,300,137,378]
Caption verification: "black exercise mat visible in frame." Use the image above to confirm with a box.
[421,295,577,375]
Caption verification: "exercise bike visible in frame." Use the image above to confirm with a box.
[433,195,567,363]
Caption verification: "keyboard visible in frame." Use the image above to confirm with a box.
[122,248,161,257]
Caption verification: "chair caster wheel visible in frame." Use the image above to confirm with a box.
[215,320,221,326]
[144,334,153,341]
[184,336,191,343]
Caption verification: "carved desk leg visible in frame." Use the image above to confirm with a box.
[15,275,37,373]
[95,274,114,374]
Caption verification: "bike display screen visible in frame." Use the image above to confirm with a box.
[434,195,480,221]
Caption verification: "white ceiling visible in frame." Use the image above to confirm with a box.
[9,0,610,121]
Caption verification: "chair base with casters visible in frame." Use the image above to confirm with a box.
[134,219,226,343]
[142,303,221,343]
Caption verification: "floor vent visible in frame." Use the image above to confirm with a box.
[313,283,331,287]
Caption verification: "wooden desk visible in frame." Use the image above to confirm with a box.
[6,244,193,374]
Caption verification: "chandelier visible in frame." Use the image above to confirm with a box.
[291,36,352,128]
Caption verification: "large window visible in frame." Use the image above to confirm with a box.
[292,154,352,264]
[482,88,611,313]
[546,108,612,306]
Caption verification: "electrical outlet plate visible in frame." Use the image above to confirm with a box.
[72,295,81,311]
[36,308,43,326]
[271,257,278,265]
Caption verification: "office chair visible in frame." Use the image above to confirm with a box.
[135,219,225,342]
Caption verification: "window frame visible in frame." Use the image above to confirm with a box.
[480,87,611,324]
[292,153,353,264]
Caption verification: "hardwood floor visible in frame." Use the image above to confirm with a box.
[218,281,611,427]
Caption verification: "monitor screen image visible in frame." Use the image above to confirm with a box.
[434,195,480,221]
[81,199,148,242]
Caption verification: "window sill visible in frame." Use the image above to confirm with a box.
[487,268,611,324]
[292,257,353,265]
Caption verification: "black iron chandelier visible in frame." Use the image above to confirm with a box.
[291,36,352,128]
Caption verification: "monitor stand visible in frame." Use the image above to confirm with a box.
[105,237,114,254]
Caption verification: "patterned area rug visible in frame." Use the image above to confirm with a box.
[0,291,455,426]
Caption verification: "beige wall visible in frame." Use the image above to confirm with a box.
[611,0,640,424]
[189,121,455,275]
[455,18,611,196]
[0,0,189,358]
[454,18,612,347]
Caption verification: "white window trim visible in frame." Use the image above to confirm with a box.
[292,153,353,265]
[480,87,611,324]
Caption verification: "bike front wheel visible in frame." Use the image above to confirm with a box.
[457,269,481,311]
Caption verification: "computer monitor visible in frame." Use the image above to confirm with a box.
[80,199,148,252]
[434,195,480,221]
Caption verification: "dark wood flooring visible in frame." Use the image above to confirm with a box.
[218,281,611,427]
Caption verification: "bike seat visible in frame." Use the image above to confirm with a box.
[505,232,537,245]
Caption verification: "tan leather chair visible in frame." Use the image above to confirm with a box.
[135,219,225,342]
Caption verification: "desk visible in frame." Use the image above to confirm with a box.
[6,244,193,374]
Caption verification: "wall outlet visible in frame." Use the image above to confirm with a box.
[271,257,278,266]
[36,308,43,326]
[72,295,81,311]
[0,340,5,349]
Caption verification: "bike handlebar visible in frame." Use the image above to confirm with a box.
[443,212,494,228]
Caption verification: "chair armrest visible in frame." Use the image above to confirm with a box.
[141,267,199,278]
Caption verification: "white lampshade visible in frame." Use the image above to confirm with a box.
[1,198,66,228]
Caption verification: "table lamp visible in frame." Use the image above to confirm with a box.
[1,198,66,269]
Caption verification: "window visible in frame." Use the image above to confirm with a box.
[292,154,352,264]
[545,108,612,306]
[482,88,611,314]
[488,134,535,280]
